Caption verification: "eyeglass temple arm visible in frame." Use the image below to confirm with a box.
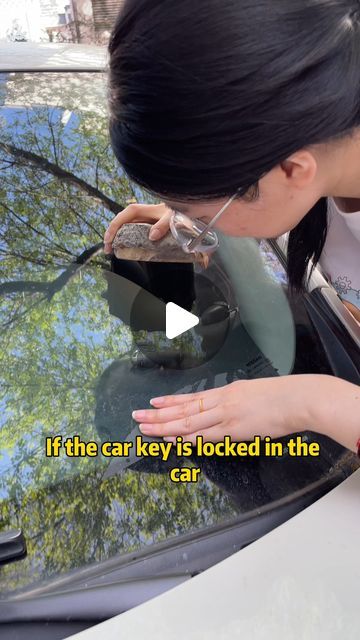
[186,189,241,251]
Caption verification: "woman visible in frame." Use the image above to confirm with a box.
[104,0,360,453]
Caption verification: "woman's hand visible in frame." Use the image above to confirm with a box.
[132,375,314,444]
[103,202,172,254]
[132,374,360,452]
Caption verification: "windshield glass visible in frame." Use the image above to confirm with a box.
[0,72,358,598]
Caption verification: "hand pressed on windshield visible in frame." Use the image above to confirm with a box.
[132,376,315,445]
[131,375,360,453]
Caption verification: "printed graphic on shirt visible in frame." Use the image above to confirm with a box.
[319,198,360,311]
[332,275,360,308]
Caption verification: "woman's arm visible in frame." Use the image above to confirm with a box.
[343,300,360,325]
[309,375,360,452]
[132,374,360,453]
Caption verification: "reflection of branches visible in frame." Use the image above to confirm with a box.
[128,182,138,201]
[0,160,17,170]
[71,206,103,240]
[2,444,47,480]
[44,242,104,299]
[47,110,59,165]
[1,294,47,332]
[0,243,104,300]
[25,108,45,158]
[0,248,52,267]
[95,157,100,189]
[3,176,57,195]
[31,516,67,543]
[0,243,104,338]
[0,280,49,294]
[0,142,123,214]
[1,200,73,257]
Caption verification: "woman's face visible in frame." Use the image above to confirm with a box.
[163,152,325,239]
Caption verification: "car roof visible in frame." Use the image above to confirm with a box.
[0,42,107,72]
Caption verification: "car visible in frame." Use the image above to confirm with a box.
[0,68,359,640]
[62,466,360,640]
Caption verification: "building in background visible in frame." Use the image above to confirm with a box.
[90,0,121,41]
[0,0,42,42]
[63,0,123,43]
[0,0,122,44]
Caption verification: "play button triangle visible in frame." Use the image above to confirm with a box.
[166,302,199,339]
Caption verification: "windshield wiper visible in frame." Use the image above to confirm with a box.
[0,530,26,565]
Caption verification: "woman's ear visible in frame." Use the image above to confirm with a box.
[280,150,318,189]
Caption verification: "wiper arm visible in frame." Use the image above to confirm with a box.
[0,530,27,565]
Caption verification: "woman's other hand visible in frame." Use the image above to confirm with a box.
[132,374,360,452]
[103,203,172,254]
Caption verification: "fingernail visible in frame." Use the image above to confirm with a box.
[132,410,147,420]
[139,424,152,434]
[149,228,161,240]
[150,397,164,406]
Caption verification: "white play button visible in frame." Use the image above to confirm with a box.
[166,302,199,339]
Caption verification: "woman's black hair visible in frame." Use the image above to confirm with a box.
[108,0,360,290]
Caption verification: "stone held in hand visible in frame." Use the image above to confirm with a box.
[112,223,209,266]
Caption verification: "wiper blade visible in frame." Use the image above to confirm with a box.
[0,530,27,565]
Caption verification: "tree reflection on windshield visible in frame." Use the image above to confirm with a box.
[0,72,239,596]
[0,72,356,600]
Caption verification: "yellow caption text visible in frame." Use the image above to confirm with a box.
[45,435,320,483]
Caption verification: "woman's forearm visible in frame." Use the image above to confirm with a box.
[307,375,360,452]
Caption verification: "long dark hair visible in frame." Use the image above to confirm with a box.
[108,0,360,290]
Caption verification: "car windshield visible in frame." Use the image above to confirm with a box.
[0,72,358,599]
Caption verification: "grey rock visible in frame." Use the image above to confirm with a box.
[112,223,207,264]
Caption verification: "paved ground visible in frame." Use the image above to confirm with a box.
[0,41,107,71]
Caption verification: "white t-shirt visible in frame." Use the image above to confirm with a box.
[319,197,360,309]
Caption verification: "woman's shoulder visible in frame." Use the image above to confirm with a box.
[320,198,360,308]
[327,197,360,243]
